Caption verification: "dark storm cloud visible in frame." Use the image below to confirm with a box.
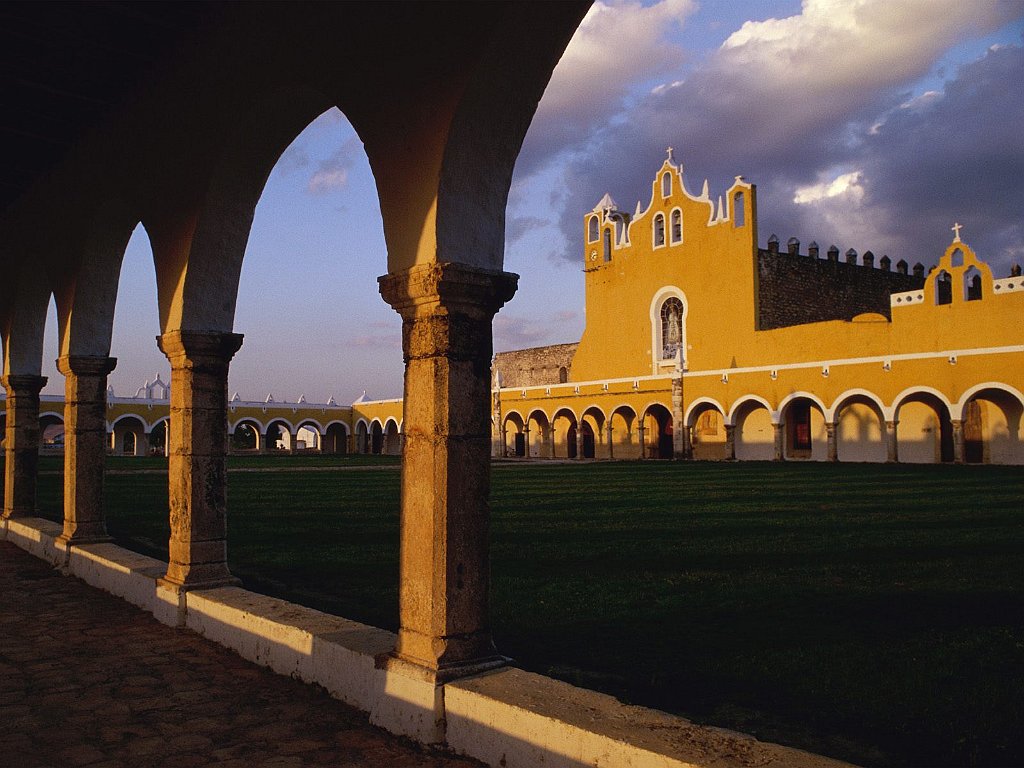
[514,0,1023,271]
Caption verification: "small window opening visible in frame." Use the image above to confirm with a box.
[670,209,682,244]
[603,228,612,262]
[588,215,599,243]
[558,366,568,384]
[653,214,666,247]
[965,268,982,301]
[662,172,672,197]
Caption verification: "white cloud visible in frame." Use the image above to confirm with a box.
[793,171,864,205]
[306,135,362,195]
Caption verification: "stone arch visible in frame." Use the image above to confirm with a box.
[323,421,349,455]
[526,409,551,459]
[732,397,775,461]
[111,414,147,457]
[642,403,673,459]
[295,420,325,452]
[383,418,401,455]
[778,393,827,461]
[581,406,607,459]
[552,407,579,459]
[892,388,954,464]
[686,400,727,460]
[608,404,638,460]
[955,383,1024,464]
[502,410,526,458]
[265,418,297,452]
[231,419,261,453]
[39,411,65,452]
[831,390,887,463]
[354,419,370,454]
[148,417,170,457]
[369,419,385,455]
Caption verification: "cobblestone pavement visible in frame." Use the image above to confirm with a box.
[0,541,482,768]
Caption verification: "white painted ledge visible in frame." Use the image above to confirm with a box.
[1,518,855,768]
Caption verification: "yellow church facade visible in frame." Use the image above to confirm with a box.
[492,151,1024,465]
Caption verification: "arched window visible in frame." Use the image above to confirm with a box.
[662,172,672,197]
[588,215,599,243]
[733,191,745,227]
[558,366,568,383]
[602,228,612,262]
[653,214,666,247]
[660,297,684,360]
[670,209,682,244]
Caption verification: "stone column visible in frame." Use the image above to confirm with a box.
[258,432,269,454]
[724,424,736,461]
[885,420,899,463]
[637,423,647,459]
[671,377,685,459]
[681,424,693,460]
[606,424,614,459]
[826,422,838,462]
[56,356,117,545]
[157,330,243,590]
[574,424,584,459]
[522,426,531,458]
[379,263,516,681]
[951,419,965,464]
[2,374,47,519]
[773,422,785,461]
[548,428,556,458]
[289,431,299,453]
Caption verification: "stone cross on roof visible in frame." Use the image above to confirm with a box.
[952,222,963,242]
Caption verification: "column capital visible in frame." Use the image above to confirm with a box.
[378,262,518,319]
[1,374,47,394]
[157,330,244,365]
[57,355,117,377]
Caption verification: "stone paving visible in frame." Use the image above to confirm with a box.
[0,541,482,768]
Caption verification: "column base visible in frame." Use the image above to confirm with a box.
[157,574,242,593]
[377,649,511,685]
[55,533,113,548]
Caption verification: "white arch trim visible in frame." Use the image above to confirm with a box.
[323,419,349,434]
[109,413,148,431]
[684,397,725,427]
[640,401,673,420]
[38,410,65,423]
[953,382,1024,421]
[581,404,609,423]
[295,418,327,434]
[648,285,688,374]
[551,407,580,423]
[777,391,828,419]
[609,403,639,419]
[230,416,268,434]
[502,409,527,427]
[526,408,551,425]
[383,418,400,431]
[891,386,953,417]
[828,388,891,422]
[354,418,370,434]
[147,416,170,433]
[726,395,776,426]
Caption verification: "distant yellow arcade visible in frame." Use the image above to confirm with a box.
[492,150,1023,465]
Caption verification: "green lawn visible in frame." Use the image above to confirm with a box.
[17,456,1024,767]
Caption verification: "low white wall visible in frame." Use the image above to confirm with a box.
[1,517,855,768]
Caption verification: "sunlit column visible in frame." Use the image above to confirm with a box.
[885,420,899,463]
[2,374,47,519]
[826,422,838,462]
[522,426,531,459]
[157,330,243,590]
[56,356,116,544]
[637,423,647,459]
[671,377,684,459]
[379,263,516,680]
[574,423,584,459]
[773,422,785,461]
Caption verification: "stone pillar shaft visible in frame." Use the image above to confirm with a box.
[671,377,685,459]
[885,420,899,463]
[826,422,838,462]
[606,424,614,459]
[682,424,692,460]
[379,263,517,680]
[951,419,965,464]
[157,330,243,589]
[638,424,647,459]
[773,422,785,461]
[2,374,47,519]
[725,424,736,461]
[574,425,584,459]
[57,356,117,544]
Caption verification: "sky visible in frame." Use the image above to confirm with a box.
[38,0,1024,403]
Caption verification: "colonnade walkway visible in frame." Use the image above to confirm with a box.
[0,541,480,768]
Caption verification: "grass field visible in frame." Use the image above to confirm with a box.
[16,455,1024,767]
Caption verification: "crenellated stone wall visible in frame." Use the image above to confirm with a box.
[494,343,579,387]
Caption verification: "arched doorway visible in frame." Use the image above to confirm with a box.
[833,394,886,463]
[780,396,827,461]
[732,398,774,461]
[894,391,953,463]
[960,387,1023,464]
[643,404,673,459]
